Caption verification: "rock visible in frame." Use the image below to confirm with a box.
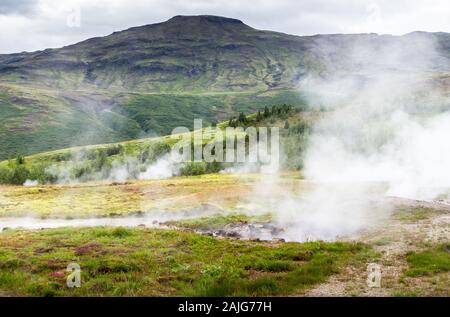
[226,231,240,238]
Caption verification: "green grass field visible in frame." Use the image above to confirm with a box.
[0,172,448,296]
[0,227,373,296]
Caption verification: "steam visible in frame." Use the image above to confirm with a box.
[137,154,181,180]
[274,33,450,241]
[44,152,182,185]
[0,209,223,232]
[220,162,279,175]
[23,180,39,186]
[220,139,282,175]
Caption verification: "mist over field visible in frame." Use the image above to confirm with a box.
[270,32,450,241]
[0,5,449,297]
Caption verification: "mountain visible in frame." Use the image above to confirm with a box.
[0,15,312,91]
[0,15,449,160]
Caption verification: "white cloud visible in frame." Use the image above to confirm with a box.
[0,0,37,15]
[0,0,449,53]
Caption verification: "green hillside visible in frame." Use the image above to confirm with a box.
[0,106,314,185]
[0,15,449,160]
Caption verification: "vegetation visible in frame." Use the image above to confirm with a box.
[0,227,373,296]
[393,206,446,222]
[0,84,307,161]
[0,14,316,160]
[405,244,450,277]
[0,172,277,218]
[3,16,446,162]
[120,90,306,136]
[227,104,297,127]
[0,105,313,185]
[165,213,273,231]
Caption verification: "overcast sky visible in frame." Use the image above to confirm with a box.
[1,0,449,54]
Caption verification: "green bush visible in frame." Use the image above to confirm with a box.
[6,164,29,185]
[106,145,124,157]
[180,162,222,176]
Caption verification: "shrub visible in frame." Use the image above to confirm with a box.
[9,164,29,185]
[106,145,123,157]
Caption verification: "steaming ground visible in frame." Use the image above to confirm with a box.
[1,173,449,296]
[276,31,450,243]
[1,174,448,242]
[0,210,222,232]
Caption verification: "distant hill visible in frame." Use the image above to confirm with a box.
[0,105,313,185]
[0,15,449,159]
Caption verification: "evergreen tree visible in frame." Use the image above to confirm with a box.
[16,155,25,165]
[256,111,262,122]
[238,112,247,124]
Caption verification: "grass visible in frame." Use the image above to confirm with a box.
[405,244,450,277]
[0,227,374,296]
[120,90,307,136]
[393,206,444,222]
[0,83,142,161]
[164,213,272,231]
[0,104,312,185]
[0,168,301,218]
[0,80,307,161]
[0,173,273,218]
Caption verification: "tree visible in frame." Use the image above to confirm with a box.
[16,155,25,165]
[10,164,29,185]
[238,112,247,124]
[271,105,277,115]
[256,111,262,122]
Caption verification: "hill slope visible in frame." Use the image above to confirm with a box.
[0,15,449,160]
[0,15,312,91]
[0,105,312,185]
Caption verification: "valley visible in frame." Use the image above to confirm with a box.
[0,173,448,296]
[0,14,449,298]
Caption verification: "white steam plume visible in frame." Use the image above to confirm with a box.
[42,152,182,185]
[276,32,450,241]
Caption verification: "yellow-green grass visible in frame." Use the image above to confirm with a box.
[393,205,447,222]
[0,172,303,218]
[0,227,374,296]
[165,213,273,231]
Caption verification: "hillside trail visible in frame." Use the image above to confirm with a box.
[303,199,450,297]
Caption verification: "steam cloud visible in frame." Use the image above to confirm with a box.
[34,153,182,185]
[274,32,450,241]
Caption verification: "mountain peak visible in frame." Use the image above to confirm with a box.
[110,14,252,41]
[166,15,245,25]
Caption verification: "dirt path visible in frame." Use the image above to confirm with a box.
[304,201,450,297]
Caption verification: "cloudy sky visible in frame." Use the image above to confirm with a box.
[1,0,449,54]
